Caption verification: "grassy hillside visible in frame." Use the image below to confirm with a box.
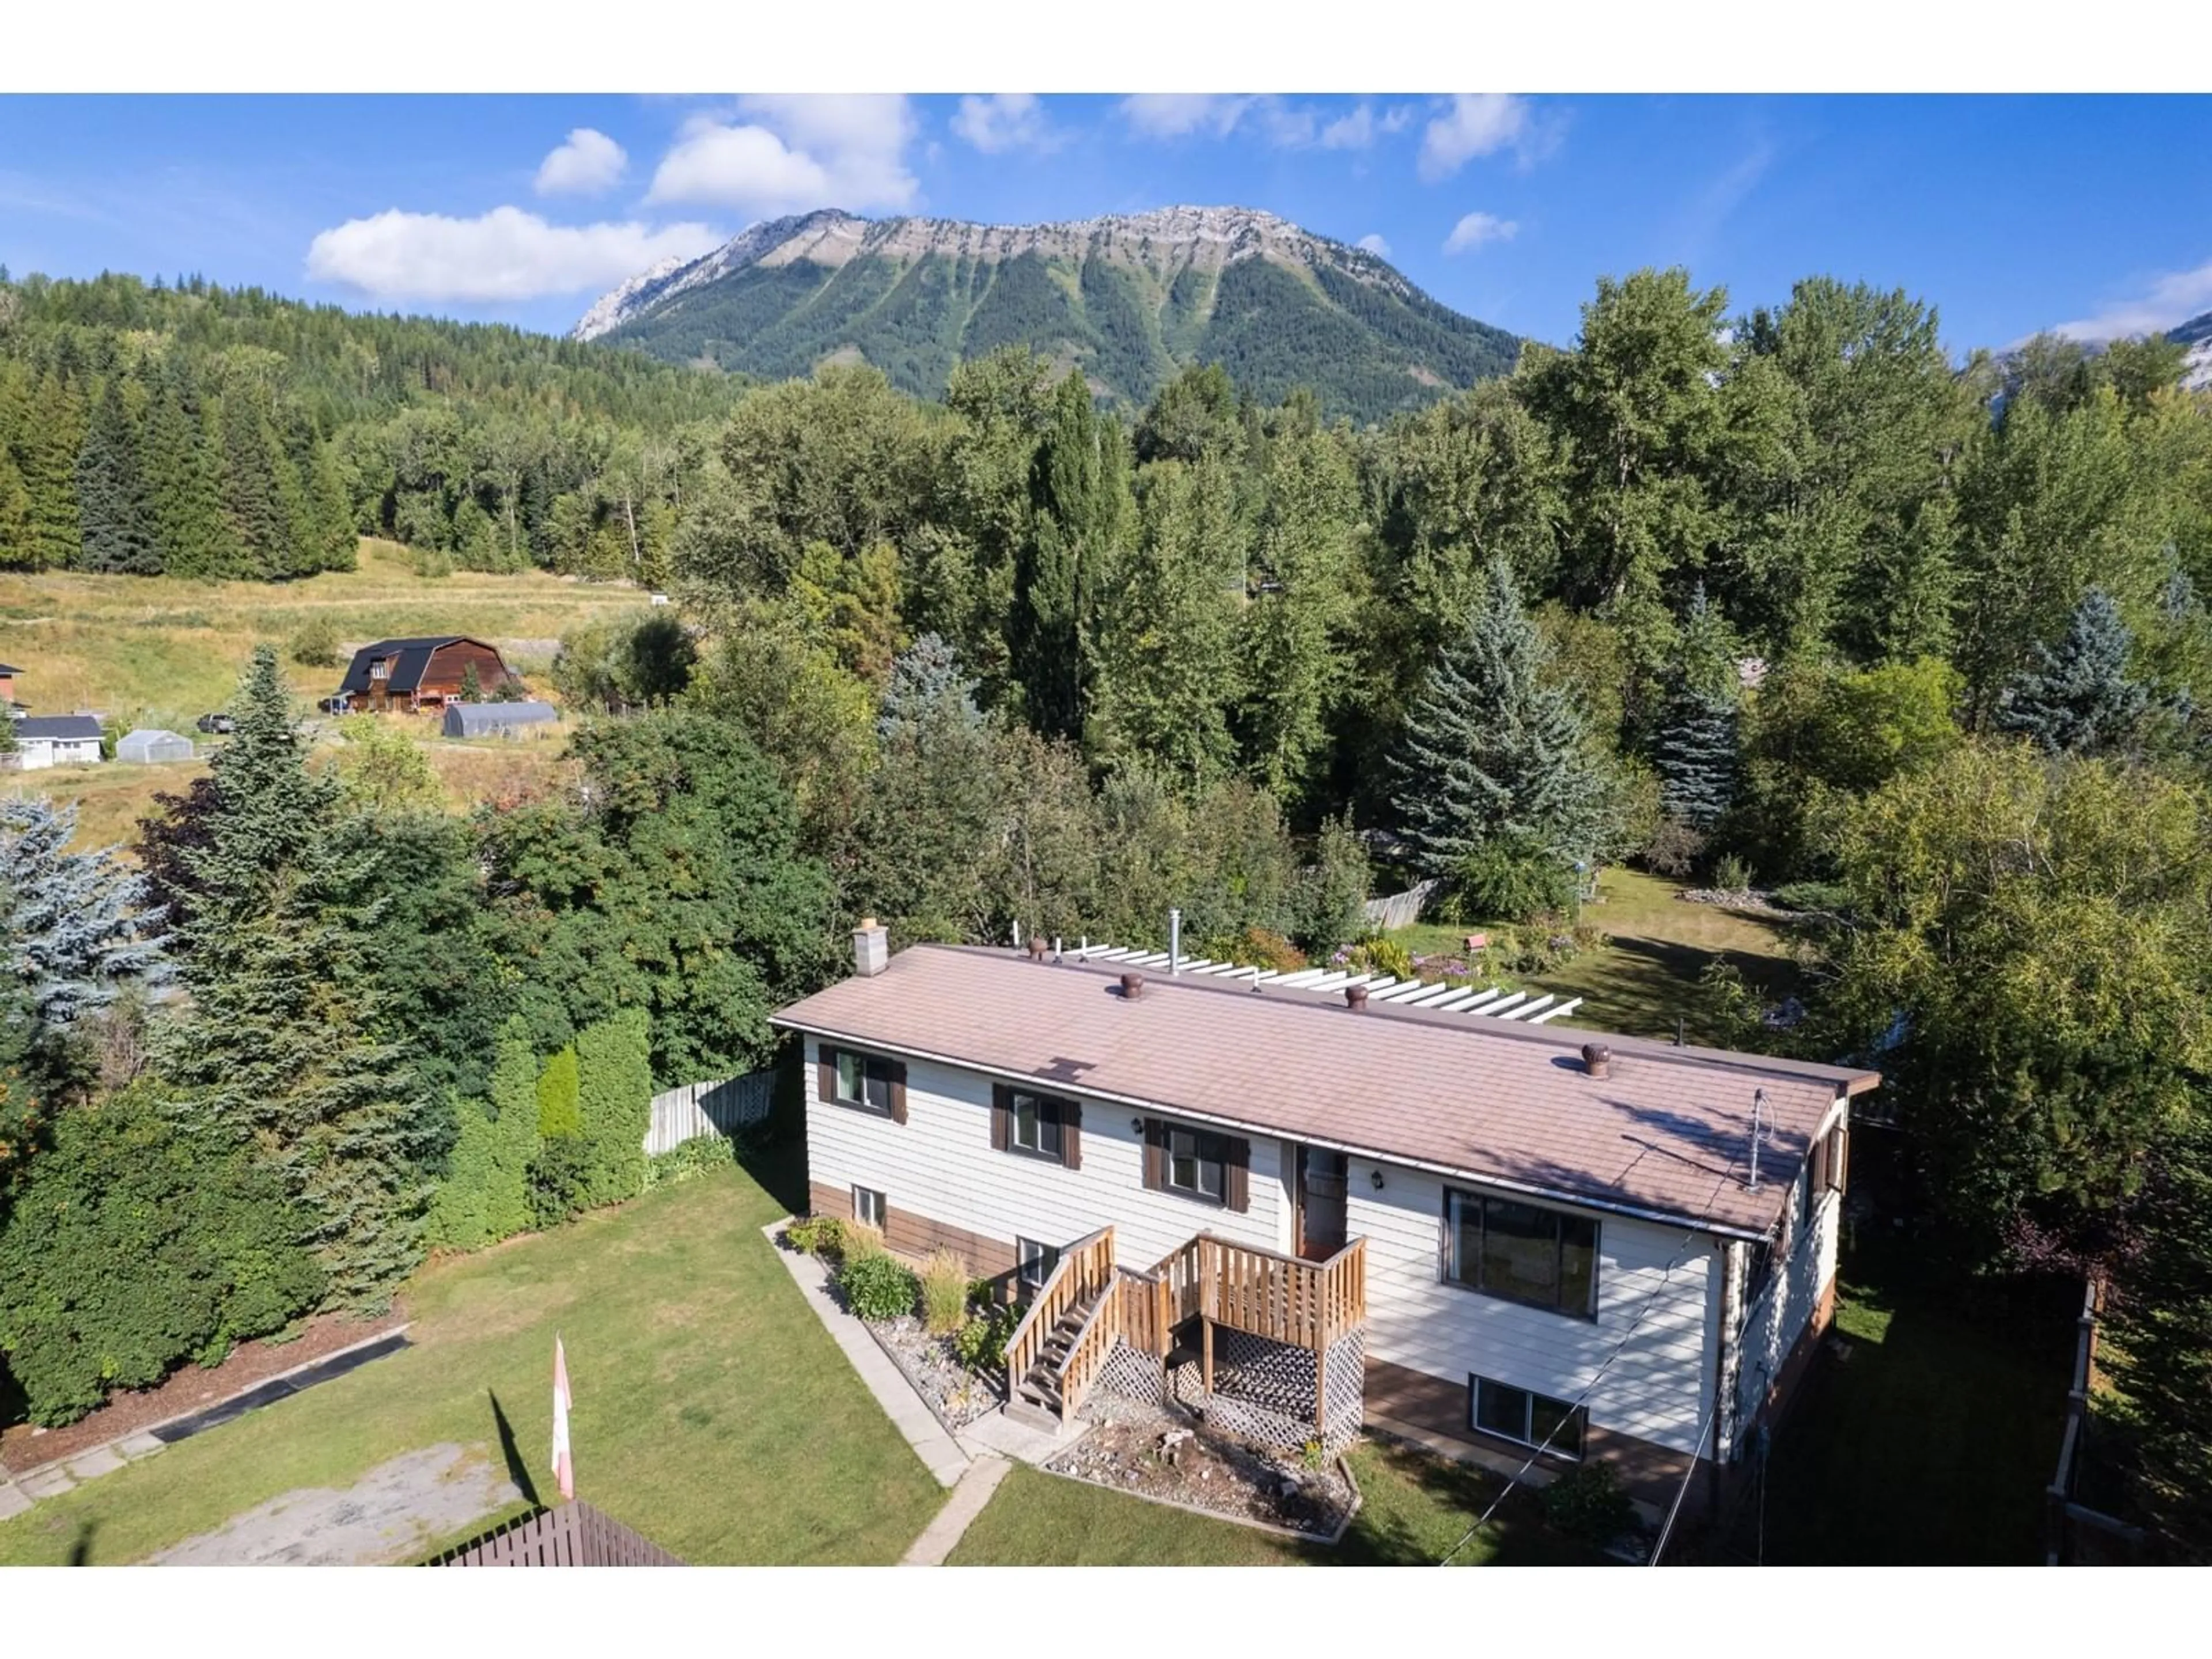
[2,540,631,847]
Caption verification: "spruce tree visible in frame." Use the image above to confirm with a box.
[1996,586,2150,756]
[0,444,30,570]
[0,798,171,1031]
[1652,584,1741,830]
[221,392,292,578]
[18,372,85,571]
[1389,557,1611,880]
[74,377,162,574]
[158,646,431,1307]
[877,631,983,742]
[141,354,227,577]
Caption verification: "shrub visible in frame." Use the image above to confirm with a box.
[1771,880,1849,916]
[839,1251,919,1323]
[784,1214,846,1258]
[576,1009,651,1207]
[1642,816,1708,878]
[1349,935,1415,980]
[952,1302,1021,1372]
[536,1046,581,1138]
[840,1220,887,1264]
[1540,1460,1636,1546]
[427,1091,498,1251]
[289,618,342,669]
[526,1135,589,1229]
[1710,853,1755,893]
[919,1249,969,1335]
[1448,833,1580,923]
[483,1023,544,1242]
[0,1085,324,1425]
[643,1134,734,1190]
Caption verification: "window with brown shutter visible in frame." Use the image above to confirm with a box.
[1827,1124,1849,1192]
[824,1045,899,1119]
[991,1084,1012,1151]
[1142,1118,1166,1190]
[1001,1088,1080,1169]
[888,1059,908,1126]
[1223,1137,1250,1214]
[1062,1100,1082,1171]
[1809,1134,1830,1197]
[817,1044,836,1104]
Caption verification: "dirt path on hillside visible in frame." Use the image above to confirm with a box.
[143,1443,520,1566]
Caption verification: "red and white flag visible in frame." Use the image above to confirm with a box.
[551,1335,575,1502]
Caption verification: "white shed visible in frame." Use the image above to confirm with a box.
[117,728,195,764]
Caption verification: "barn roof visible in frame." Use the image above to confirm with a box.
[338,637,502,696]
[773,944,1880,1241]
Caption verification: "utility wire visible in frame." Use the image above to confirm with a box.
[1437,1166,1737,1567]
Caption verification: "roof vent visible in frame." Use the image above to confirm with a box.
[1344,983,1369,1012]
[1119,972,1144,1001]
[1581,1043,1611,1080]
[1026,936,1047,962]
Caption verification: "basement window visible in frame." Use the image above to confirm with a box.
[1016,1237,1059,1290]
[1471,1374,1585,1460]
[853,1187,886,1230]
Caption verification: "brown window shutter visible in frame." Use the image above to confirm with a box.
[816,1044,836,1104]
[1809,1134,1829,1196]
[888,1059,908,1126]
[1142,1119,1164,1190]
[991,1084,1012,1152]
[1224,1137,1251,1213]
[1062,1099,1082,1171]
[1829,1125,1849,1192]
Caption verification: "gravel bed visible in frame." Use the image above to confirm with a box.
[863,1315,1005,1429]
[1047,1393,1355,1539]
[1676,885,1798,917]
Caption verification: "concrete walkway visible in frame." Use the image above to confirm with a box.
[763,1221,970,1488]
[899,1453,1012,1565]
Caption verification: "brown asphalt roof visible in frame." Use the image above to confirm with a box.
[772,945,1880,1241]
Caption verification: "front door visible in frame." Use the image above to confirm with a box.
[1297,1146,1349,1261]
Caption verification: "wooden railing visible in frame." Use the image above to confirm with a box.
[1142,1233,1367,1354]
[1002,1225,1115,1386]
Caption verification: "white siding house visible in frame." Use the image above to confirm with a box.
[6,715,104,770]
[775,932,1875,1512]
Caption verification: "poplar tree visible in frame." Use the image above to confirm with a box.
[158,646,431,1307]
[1013,373,1130,742]
[1389,557,1611,879]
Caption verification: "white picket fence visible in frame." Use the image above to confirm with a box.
[643,1069,776,1156]
[1361,877,1442,931]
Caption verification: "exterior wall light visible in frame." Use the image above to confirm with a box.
[1370,1169,1386,1191]
[1131,1118,1146,1136]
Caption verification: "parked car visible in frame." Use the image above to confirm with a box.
[195,712,235,734]
[317,695,350,715]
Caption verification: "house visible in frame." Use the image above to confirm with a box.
[442,699,559,740]
[6,715,105,770]
[116,728,195,764]
[335,637,514,713]
[0,661,21,709]
[771,927,1877,1518]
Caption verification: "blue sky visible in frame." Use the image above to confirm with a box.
[3,94,2209,354]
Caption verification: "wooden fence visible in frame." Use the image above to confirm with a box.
[1360,878,1441,931]
[643,1069,774,1156]
[2046,1277,2147,1565]
[433,1501,683,1567]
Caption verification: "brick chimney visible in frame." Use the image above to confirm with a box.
[853,917,888,978]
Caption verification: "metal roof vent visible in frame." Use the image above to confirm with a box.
[1027,936,1047,962]
[1344,983,1369,1012]
[1581,1043,1611,1080]
[1120,972,1144,1001]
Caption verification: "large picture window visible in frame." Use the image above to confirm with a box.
[1445,1190,1599,1317]
[1168,1127,1228,1202]
[1471,1374,1585,1459]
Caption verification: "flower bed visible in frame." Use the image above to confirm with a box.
[863,1313,1005,1430]
[1048,1392,1357,1541]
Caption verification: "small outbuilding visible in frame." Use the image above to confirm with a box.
[116,728,195,764]
[443,700,560,740]
[6,714,104,770]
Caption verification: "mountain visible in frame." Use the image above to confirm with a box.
[575,206,1523,422]
[2171,310,2212,391]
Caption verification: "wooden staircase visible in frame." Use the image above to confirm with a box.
[1006,1289,1100,1431]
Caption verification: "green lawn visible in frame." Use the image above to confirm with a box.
[0,1152,946,1565]
[1717,1226,2074,1566]
[948,1436,1601,1566]
[1391,868,1800,1045]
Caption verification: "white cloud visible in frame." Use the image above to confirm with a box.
[1120,94,1251,140]
[305,207,721,302]
[647,95,916,215]
[952,93,1056,154]
[1419,94,1531,181]
[1355,232,1392,257]
[1443,211,1518,255]
[2050,255,2212,342]
[534,128,627,196]
[1319,105,1378,150]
